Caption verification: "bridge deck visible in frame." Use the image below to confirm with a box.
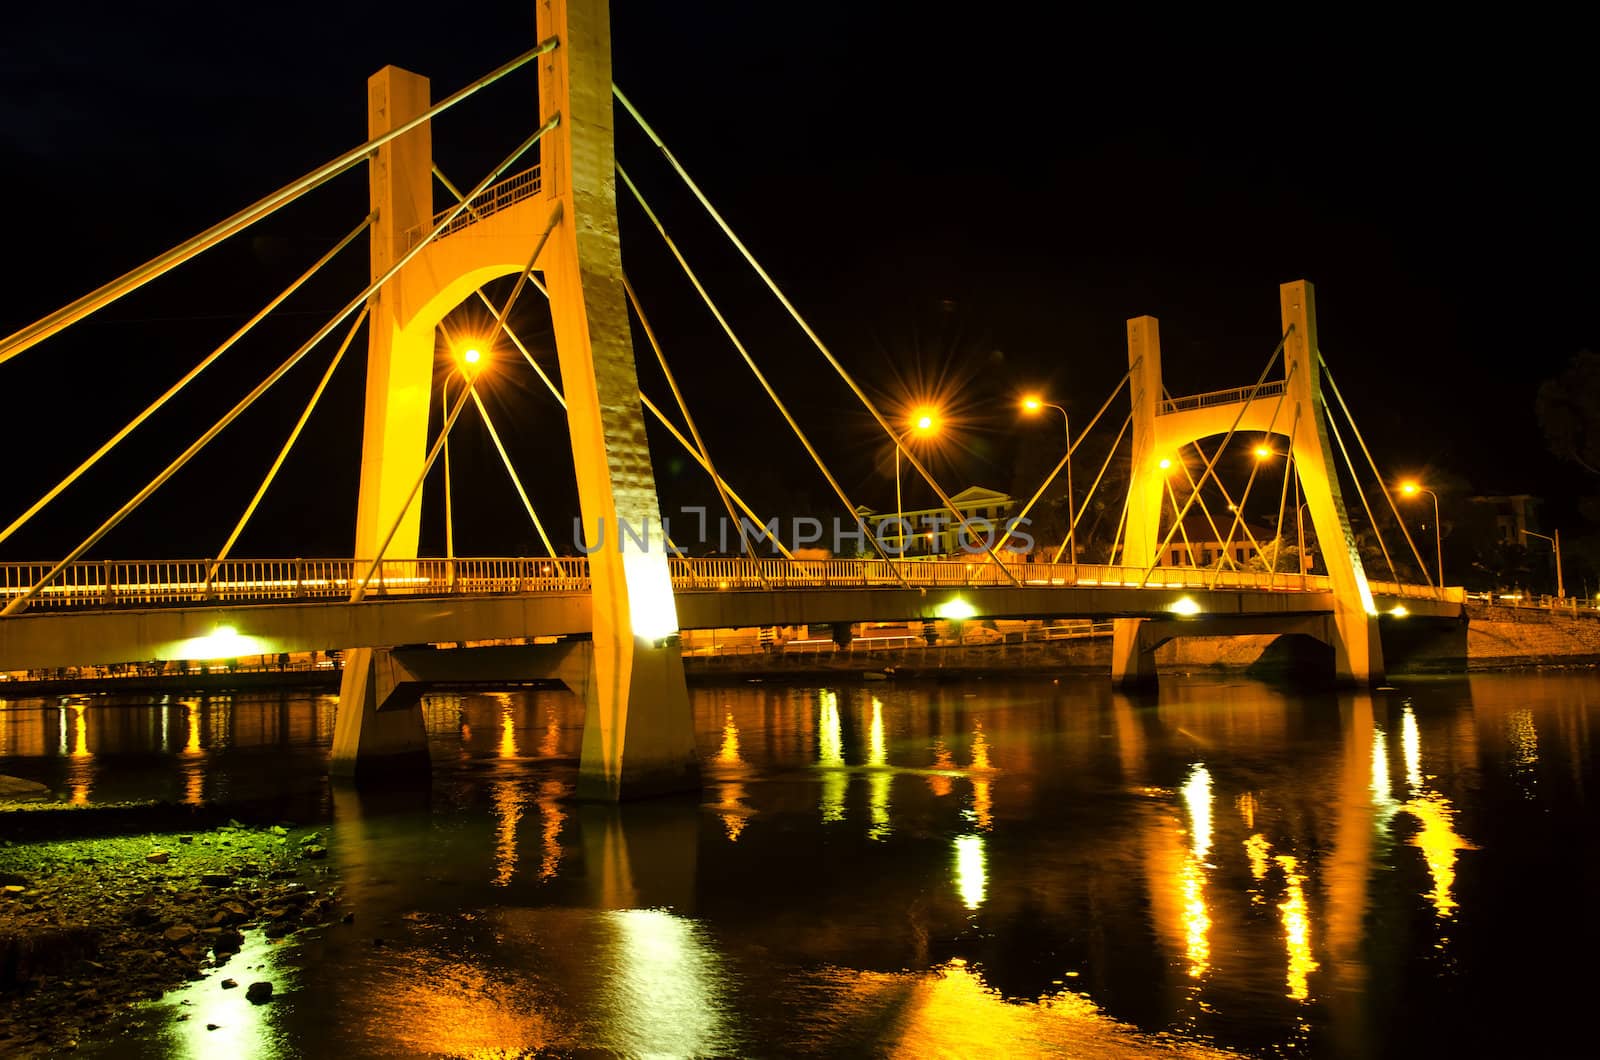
[0,557,1459,672]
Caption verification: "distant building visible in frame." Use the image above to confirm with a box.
[1468,494,1541,545]
[856,485,1017,557]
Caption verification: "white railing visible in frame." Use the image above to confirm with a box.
[1161,379,1287,415]
[1367,580,1467,604]
[402,165,542,250]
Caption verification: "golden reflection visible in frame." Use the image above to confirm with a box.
[1506,708,1539,787]
[928,742,954,797]
[1275,854,1319,1000]
[1180,764,1212,978]
[66,702,91,805]
[718,711,741,764]
[498,701,518,759]
[967,722,993,832]
[603,908,727,1056]
[1402,707,1423,790]
[182,699,203,806]
[539,709,562,758]
[1237,791,1258,830]
[1400,791,1474,918]
[537,779,564,880]
[1245,833,1272,883]
[1371,727,1392,806]
[868,698,891,839]
[818,690,847,823]
[953,834,987,911]
[842,958,1238,1058]
[492,779,523,887]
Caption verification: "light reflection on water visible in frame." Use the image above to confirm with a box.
[3,674,1595,1056]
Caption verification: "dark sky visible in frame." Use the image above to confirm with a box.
[1,2,1593,560]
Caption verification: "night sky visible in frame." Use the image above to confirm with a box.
[2,3,1593,561]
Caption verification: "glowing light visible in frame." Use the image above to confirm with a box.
[492,779,522,886]
[621,551,681,642]
[1020,395,1043,413]
[936,597,977,621]
[1169,596,1202,617]
[1400,481,1419,495]
[911,407,941,434]
[1157,457,1173,471]
[1390,604,1409,618]
[1183,765,1212,857]
[462,347,482,366]
[1254,444,1273,459]
[498,701,518,759]
[954,834,987,910]
[173,625,269,661]
[1275,854,1319,1000]
[537,778,564,880]
[718,711,741,764]
[928,742,955,797]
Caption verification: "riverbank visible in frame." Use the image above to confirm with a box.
[0,817,346,1057]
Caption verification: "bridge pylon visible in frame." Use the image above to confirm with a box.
[1111,281,1385,688]
[333,0,700,799]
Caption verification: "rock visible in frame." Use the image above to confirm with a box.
[178,943,207,961]
[245,981,273,1004]
[213,928,244,954]
[206,1024,220,1031]
[145,851,169,865]
[177,835,194,845]
[297,832,323,846]
[0,871,28,887]
[262,922,293,940]
[162,925,196,944]
[269,826,288,837]
[299,845,327,860]
[0,774,51,802]
[2,885,23,896]
[340,912,356,925]
[220,978,238,990]
[199,873,232,887]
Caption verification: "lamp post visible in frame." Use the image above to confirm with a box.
[1021,395,1073,564]
[894,409,939,557]
[1400,481,1443,592]
[1521,527,1565,600]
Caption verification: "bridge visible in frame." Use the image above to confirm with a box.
[0,0,1459,799]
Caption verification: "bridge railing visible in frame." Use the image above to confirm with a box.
[402,165,542,250]
[3,555,1469,613]
[1367,580,1466,604]
[1160,379,1287,415]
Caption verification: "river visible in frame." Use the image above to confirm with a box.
[1,672,1593,1057]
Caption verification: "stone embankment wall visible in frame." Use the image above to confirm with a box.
[1461,604,1600,669]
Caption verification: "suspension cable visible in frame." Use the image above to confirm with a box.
[995,371,1129,556]
[1271,407,1302,577]
[613,89,1017,585]
[469,389,557,557]
[206,305,370,586]
[1,120,558,616]
[0,214,372,550]
[1172,455,1228,565]
[1319,354,1435,587]
[1205,374,1292,586]
[353,204,561,600]
[1165,478,1198,567]
[0,39,559,367]
[1137,328,1290,587]
[1051,412,1131,564]
[1323,400,1406,585]
[623,274,761,570]
[615,163,905,583]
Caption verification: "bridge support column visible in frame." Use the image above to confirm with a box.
[331,647,429,779]
[1330,611,1384,686]
[1111,618,1158,690]
[539,0,698,801]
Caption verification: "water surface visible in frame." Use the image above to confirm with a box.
[2,673,1593,1056]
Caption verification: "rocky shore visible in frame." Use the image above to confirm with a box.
[0,818,344,1056]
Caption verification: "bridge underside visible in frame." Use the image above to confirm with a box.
[0,585,1459,673]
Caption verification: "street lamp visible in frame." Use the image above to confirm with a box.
[894,408,940,557]
[1520,527,1565,600]
[1399,481,1443,591]
[1021,394,1074,563]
